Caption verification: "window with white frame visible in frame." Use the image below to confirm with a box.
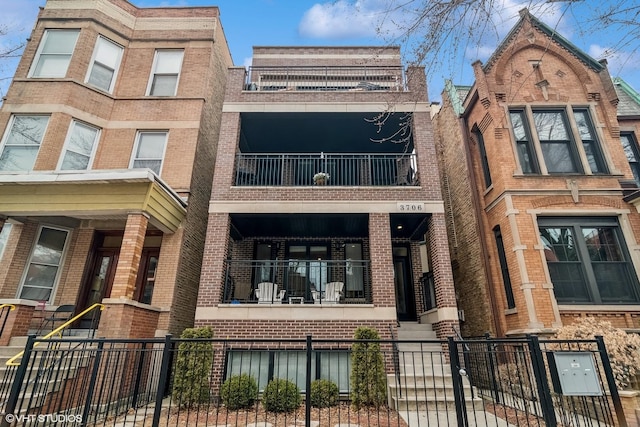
[130,131,168,175]
[509,107,607,175]
[29,29,80,78]
[539,217,640,304]
[18,226,69,302]
[0,223,13,262]
[147,50,184,96]
[58,120,100,171]
[0,115,50,171]
[86,36,123,93]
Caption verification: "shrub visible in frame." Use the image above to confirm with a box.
[553,317,640,389]
[350,326,387,408]
[310,379,339,408]
[496,363,536,400]
[172,326,214,406]
[262,378,301,412]
[220,374,258,410]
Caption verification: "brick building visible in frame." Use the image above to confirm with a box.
[434,9,640,337]
[195,46,459,342]
[0,0,231,341]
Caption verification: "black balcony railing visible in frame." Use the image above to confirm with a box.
[223,259,372,304]
[245,66,405,92]
[235,153,418,187]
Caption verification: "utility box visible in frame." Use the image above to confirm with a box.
[547,352,602,396]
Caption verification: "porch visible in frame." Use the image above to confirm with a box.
[234,152,417,187]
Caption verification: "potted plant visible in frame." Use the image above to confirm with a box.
[313,172,330,185]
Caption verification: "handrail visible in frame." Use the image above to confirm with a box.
[6,303,105,366]
[0,304,16,311]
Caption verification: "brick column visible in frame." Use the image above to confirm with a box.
[368,213,395,307]
[426,212,460,339]
[0,301,37,346]
[196,213,231,310]
[110,213,148,299]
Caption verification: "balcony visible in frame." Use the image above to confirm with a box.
[245,66,405,92]
[222,259,372,305]
[234,153,418,187]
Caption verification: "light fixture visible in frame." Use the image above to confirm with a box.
[397,224,403,230]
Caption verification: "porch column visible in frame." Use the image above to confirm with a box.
[424,212,460,338]
[368,213,395,307]
[110,213,149,299]
[196,213,231,313]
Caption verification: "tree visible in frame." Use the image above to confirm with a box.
[0,23,27,100]
[375,0,639,85]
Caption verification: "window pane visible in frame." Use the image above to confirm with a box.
[68,122,98,156]
[60,150,90,170]
[87,62,114,91]
[0,146,40,171]
[582,227,623,261]
[225,351,271,391]
[541,142,576,173]
[6,116,49,145]
[136,133,166,158]
[133,159,161,174]
[33,55,73,78]
[534,112,569,140]
[150,75,178,96]
[510,112,527,141]
[155,50,183,73]
[319,352,350,393]
[42,30,78,54]
[32,228,67,264]
[517,142,534,174]
[541,227,578,261]
[19,285,52,301]
[547,263,590,302]
[0,223,12,261]
[621,134,638,162]
[593,263,637,302]
[94,38,121,68]
[23,264,58,288]
[274,351,311,392]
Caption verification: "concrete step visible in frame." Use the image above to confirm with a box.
[398,364,452,376]
[398,322,433,332]
[390,395,484,411]
[396,343,443,353]
[397,330,439,341]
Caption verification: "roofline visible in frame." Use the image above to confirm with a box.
[614,77,640,107]
[483,8,605,73]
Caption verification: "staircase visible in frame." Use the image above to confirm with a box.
[0,332,96,415]
[388,322,481,411]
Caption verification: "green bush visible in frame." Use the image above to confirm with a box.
[350,326,387,408]
[172,326,214,406]
[220,374,258,410]
[310,379,339,408]
[262,378,301,413]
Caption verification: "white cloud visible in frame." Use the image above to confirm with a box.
[298,0,402,40]
[589,44,640,77]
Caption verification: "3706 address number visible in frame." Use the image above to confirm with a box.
[397,203,425,212]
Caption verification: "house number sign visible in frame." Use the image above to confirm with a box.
[396,202,425,212]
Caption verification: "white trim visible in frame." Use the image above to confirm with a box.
[56,119,101,171]
[16,225,72,304]
[222,102,430,113]
[129,130,169,176]
[209,200,445,214]
[145,49,184,97]
[28,29,80,78]
[84,35,124,94]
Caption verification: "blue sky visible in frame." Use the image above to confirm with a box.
[1,0,639,102]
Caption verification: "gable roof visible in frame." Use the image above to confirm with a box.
[444,80,472,115]
[614,78,640,117]
[483,8,605,74]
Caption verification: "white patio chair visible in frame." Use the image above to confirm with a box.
[255,282,285,304]
[313,282,344,304]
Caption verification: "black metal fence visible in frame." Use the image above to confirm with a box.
[0,334,626,427]
[234,153,418,187]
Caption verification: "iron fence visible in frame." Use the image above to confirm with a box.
[234,153,418,187]
[245,66,405,92]
[223,259,372,304]
[0,334,626,427]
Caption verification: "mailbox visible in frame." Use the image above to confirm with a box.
[547,352,602,396]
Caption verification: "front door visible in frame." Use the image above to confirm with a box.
[286,243,329,301]
[393,245,416,321]
[77,248,118,328]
